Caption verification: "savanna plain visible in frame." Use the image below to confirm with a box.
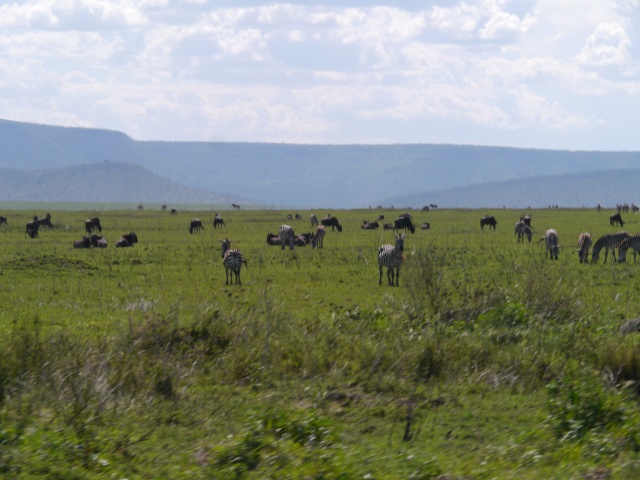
[2,206,640,479]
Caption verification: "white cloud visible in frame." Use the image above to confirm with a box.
[577,22,632,67]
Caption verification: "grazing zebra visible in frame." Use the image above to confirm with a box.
[618,235,640,263]
[279,224,295,250]
[378,234,405,286]
[610,213,624,227]
[591,232,629,264]
[220,238,248,285]
[190,218,204,234]
[514,221,532,243]
[311,225,325,249]
[577,232,592,263]
[540,229,559,259]
[310,214,318,227]
[480,215,497,231]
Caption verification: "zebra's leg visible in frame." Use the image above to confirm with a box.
[387,267,394,286]
[395,267,400,286]
[379,265,383,285]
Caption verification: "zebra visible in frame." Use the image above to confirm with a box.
[220,238,248,285]
[591,231,629,264]
[618,235,640,263]
[539,228,559,259]
[378,234,405,286]
[311,225,325,249]
[514,221,532,243]
[310,214,318,227]
[577,232,592,263]
[279,224,295,250]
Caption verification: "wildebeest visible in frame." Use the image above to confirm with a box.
[116,232,138,247]
[480,215,497,231]
[73,236,92,248]
[190,218,204,234]
[520,214,532,228]
[90,234,108,248]
[515,221,532,243]
[540,229,559,259]
[213,214,225,229]
[171,208,177,215]
[266,232,282,246]
[25,220,39,238]
[310,214,318,227]
[393,214,415,234]
[295,232,314,246]
[610,213,624,227]
[321,216,343,232]
[295,213,302,220]
[85,217,102,234]
[161,205,167,211]
[231,203,240,210]
[220,238,248,286]
[0,216,7,226]
[138,204,144,211]
[421,222,431,230]
[421,206,430,212]
[287,214,293,220]
[362,221,379,230]
[577,232,592,263]
[383,223,394,230]
[376,214,384,221]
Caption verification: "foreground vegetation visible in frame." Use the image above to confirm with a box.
[1,206,640,478]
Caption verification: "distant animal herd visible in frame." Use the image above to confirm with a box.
[2,203,640,287]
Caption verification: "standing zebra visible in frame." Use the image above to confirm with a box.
[618,234,640,263]
[311,225,325,249]
[591,232,630,264]
[378,234,405,286]
[514,221,532,243]
[220,238,248,285]
[577,232,592,263]
[540,229,559,259]
[310,214,318,227]
[279,224,295,250]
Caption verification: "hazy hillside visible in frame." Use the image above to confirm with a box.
[1,119,640,208]
[382,169,640,209]
[0,161,249,205]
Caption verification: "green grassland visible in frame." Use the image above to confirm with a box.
[2,207,640,478]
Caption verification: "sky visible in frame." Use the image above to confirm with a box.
[1,0,639,150]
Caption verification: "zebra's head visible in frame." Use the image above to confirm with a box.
[220,238,231,257]
[395,234,405,252]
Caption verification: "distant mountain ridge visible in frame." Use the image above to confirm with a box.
[0,161,249,205]
[1,119,639,208]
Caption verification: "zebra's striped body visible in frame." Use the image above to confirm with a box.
[310,214,318,227]
[279,224,295,250]
[618,234,640,263]
[591,231,629,264]
[378,234,405,286]
[311,225,325,249]
[541,228,559,259]
[220,239,248,285]
[577,232,592,263]
[515,221,532,243]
